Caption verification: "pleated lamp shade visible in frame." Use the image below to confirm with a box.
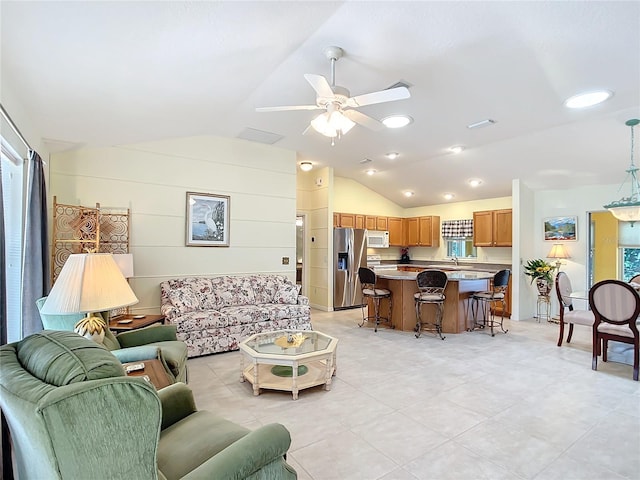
[41,253,139,314]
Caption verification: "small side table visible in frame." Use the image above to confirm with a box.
[109,314,165,333]
[535,295,551,323]
[122,359,171,390]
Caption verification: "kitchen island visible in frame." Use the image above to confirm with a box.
[371,270,494,334]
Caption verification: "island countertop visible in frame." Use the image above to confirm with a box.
[376,270,494,281]
[366,270,493,333]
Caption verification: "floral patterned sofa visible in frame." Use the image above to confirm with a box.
[160,275,312,358]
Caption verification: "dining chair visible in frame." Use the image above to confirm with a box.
[470,269,511,336]
[414,270,448,340]
[589,279,640,381]
[629,273,640,285]
[357,267,392,332]
[555,272,595,347]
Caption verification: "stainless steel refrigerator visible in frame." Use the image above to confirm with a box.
[334,228,367,309]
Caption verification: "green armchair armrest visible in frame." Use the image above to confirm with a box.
[158,382,197,430]
[181,423,295,480]
[116,324,178,348]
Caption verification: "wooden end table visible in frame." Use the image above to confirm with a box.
[122,359,171,390]
[109,314,165,333]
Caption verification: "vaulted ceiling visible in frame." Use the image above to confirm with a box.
[2,1,639,207]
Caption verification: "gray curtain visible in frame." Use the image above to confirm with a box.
[21,150,49,336]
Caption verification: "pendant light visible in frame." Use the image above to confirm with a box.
[604,119,640,224]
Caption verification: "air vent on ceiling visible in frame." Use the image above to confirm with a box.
[236,128,283,145]
[386,80,412,90]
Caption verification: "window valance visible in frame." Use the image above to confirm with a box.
[441,219,473,238]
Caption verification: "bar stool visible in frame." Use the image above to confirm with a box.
[357,267,392,332]
[414,270,448,340]
[470,269,511,336]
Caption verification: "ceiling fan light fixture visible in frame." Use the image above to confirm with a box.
[443,193,455,200]
[468,178,482,188]
[604,119,640,223]
[386,152,399,160]
[366,169,377,176]
[449,145,465,154]
[310,110,355,138]
[381,115,413,129]
[564,90,613,109]
[403,191,414,197]
[299,162,313,172]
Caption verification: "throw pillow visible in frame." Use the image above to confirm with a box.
[274,282,300,305]
[168,286,201,314]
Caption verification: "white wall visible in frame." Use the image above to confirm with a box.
[519,183,624,317]
[50,135,298,313]
[296,166,332,310]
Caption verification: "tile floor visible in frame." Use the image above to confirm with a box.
[187,309,639,480]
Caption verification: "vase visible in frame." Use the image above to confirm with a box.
[535,278,552,296]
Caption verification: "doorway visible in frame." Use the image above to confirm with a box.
[588,211,640,287]
[296,214,305,292]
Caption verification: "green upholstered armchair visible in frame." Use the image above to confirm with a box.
[0,331,298,480]
[36,296,188,383]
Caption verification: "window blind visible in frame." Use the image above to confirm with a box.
[441,219,473,238]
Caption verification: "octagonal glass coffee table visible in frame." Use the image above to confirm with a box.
[239,330,338,400]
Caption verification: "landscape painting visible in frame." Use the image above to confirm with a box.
[543,216,577,241]
[186,192,230,246]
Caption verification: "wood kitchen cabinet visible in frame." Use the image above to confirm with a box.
[376,216,388,231]
[365,216,377,230]
[388,217,404,246]
[473,209,512,247]
[333,213,339,227]
[355,214,365,229]
[337,213,356,228]
[406,216,440,247]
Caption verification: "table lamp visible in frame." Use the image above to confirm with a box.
[40,253,138,343]
[547,243,570,272]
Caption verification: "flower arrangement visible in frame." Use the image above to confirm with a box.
[523,258,554,284]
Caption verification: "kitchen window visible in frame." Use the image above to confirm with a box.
[446,239,477,258]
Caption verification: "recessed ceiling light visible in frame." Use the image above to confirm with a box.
[381,115,413,129]
[299,162,313,172]
[366,169,377,176]
[386,152,399,160]
[449,145,465,154]
[564,90,613,109]
[403,191,414,197]
[443,193,455,200]
[468,179,482,187]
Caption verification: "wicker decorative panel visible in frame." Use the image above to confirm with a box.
[51,197,130,285]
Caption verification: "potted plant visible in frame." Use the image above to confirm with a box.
[523,258,554,296]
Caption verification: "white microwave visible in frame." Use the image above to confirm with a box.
[367,230,389,248]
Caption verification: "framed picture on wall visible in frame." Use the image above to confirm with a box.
[186,192,230,247]
[543,216,577,241]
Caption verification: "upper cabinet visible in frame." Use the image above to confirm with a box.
[406,216,440,247]
[473,209,512,247]
[388,217,404,246]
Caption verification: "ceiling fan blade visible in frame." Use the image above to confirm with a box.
[343,109,384,131]
[304,74,335,98]
[346,86,410,108]
[256,104,321,112]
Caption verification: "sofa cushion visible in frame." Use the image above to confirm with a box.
[249,275,285,304]
[16,330,124,386]
[257,304,311,321]
[274,281,300,305]
[211,276,256,307]
[168,286,201,314]
[220,305,266,326]
[173,310,229,332]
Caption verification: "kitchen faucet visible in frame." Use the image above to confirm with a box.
[451,256,459,266]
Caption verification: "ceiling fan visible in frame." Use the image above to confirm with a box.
[256,46,410,143]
